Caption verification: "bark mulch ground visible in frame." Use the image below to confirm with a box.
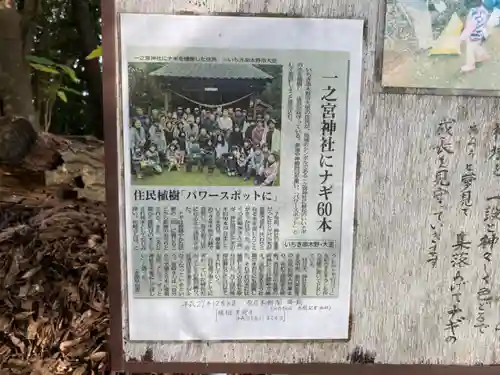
[0,199,109,374]
[0,198,271,375]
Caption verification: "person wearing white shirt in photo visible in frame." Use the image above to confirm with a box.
[261,118,281,154]
[217,108,233,135]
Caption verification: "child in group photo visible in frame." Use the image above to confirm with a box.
[460,0,491,72]
[166,143,181,171]
[132,143,163,179]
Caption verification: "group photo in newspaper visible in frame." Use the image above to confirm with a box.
[128,61,282,187]
[123,49,347,295]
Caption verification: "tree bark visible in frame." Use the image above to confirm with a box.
[70,0,104,140]
[0,1,37,128]
[19,0,41,57]
[0,132,105,202]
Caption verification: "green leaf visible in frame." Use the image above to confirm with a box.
[26,55,57,66]
[57,64,80,83]
[86,45,102,60]
[30,63,60,74]
[57,90,68,103]
[45,84,60,97]
[60,86,83,96]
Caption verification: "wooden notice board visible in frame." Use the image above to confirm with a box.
[102,0,500,372]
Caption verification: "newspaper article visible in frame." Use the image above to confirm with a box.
[120,14,363,341]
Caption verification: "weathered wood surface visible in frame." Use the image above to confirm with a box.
[0,133,105,203]
[116,0,500,366]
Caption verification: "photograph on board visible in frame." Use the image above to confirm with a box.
[127,61,282,187]
[382,0,500,91]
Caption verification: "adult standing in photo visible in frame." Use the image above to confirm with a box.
[218,108,233,136]
[262,118,281,154]
[149,118,167,160]
[251,120,266,146]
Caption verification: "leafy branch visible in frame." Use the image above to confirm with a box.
[26,55,82,131]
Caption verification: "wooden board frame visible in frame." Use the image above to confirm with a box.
[374,0,500,97]
[102,0,500,372]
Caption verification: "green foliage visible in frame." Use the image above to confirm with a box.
[254,65,283,121]
[30,63,60,74]
[27,55,81,85]
[27,0,102,136]
[57,90,68,103]
[86,45,102,60]
[128,63,165,110]
[26,54,82,131]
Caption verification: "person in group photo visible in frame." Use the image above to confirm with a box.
[200,137,216,173]
[131,146,145,179]
[215,133,229,160]
[225,146,240,177]
[166,143,181,171]
[244,145,264,181]
[135,143,162,178]
[177,130,187,165]
[460,0,490,72]
[128,104,282,186]
[186,134,202,172]
[130,118,146,150]
[262,118,281,153]
[148,117,167,162]
[251,120,265,145]
[255,152,279,186]
[228,124,244,150]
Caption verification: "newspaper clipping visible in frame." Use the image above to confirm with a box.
[120,14,363,341]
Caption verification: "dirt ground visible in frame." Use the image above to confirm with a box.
[382,28,500,90]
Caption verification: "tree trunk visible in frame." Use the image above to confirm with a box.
[0,1,37,128]
[0,1,104,201]
[70,0,104,140]
[0,132,105,203]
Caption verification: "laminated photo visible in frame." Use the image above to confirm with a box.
[382,0,500,92]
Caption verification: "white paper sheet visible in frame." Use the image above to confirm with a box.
[119,14,363,341]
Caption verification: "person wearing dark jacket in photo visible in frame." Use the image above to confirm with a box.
[163,117,177,145]
[201,112,217,134]
[197,128,211,148]
[176,130,187,164]
[186,135,201,172]
[241,139,252,159]
[131,146,145,179]
[233,108,246,129]
[201,137,216,172]
[226,146,240,176]
[228,125,244,150]
[244,121,256,140]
